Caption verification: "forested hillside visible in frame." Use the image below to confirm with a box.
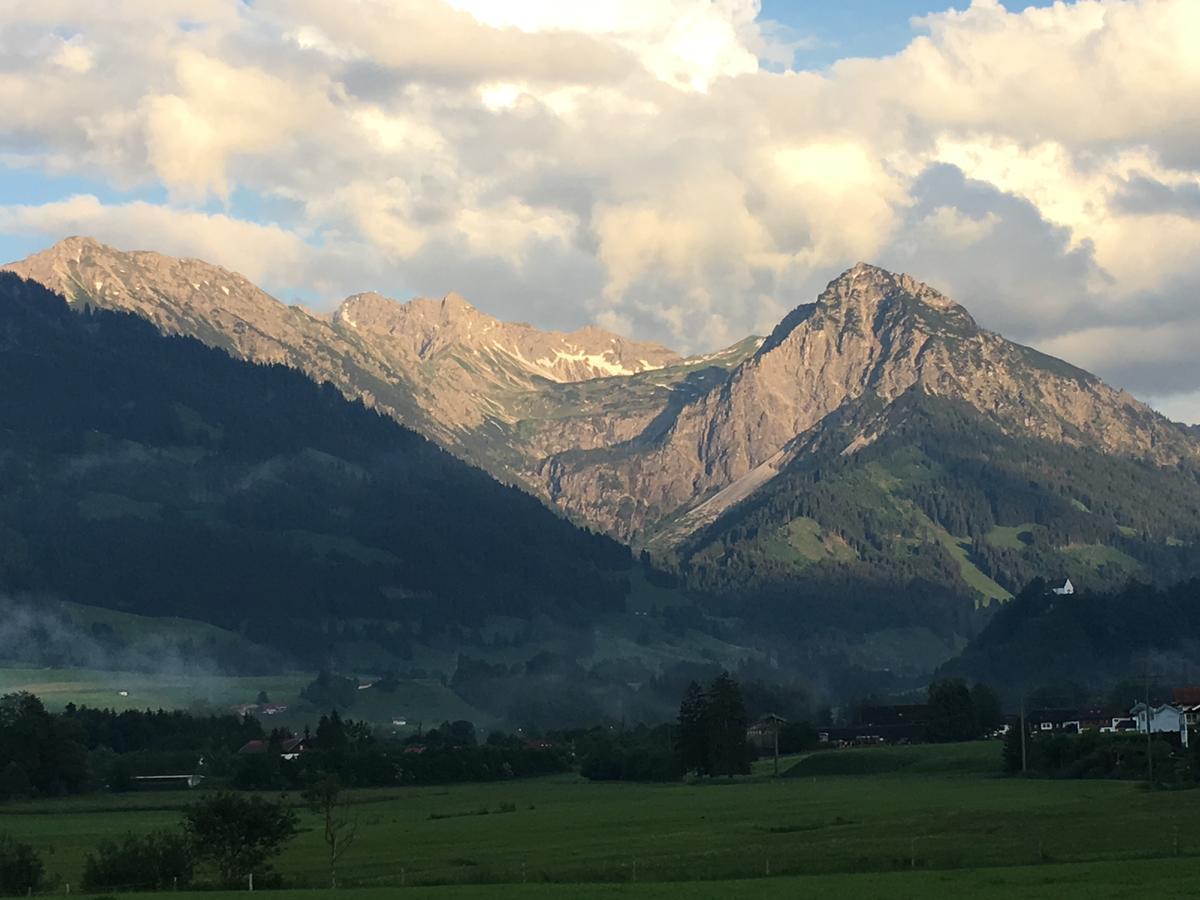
[0,274,631,661]
[940,578,1200,697]
[676,389,1200,639]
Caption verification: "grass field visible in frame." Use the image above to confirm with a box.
[47,858,1200,899]
[1064,542,1143,573]
[7,742,1200,897]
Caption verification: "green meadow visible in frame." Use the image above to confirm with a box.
[6,742,1200,897]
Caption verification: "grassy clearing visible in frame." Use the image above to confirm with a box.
[1064,543,1143,573]
[987,523,1039,551]
[0,667,487,736]
[0,667,307,713]
[10,742,1200,895]
[60,858,1200,899]
[760,517,858,568]
[930,528,1011,605]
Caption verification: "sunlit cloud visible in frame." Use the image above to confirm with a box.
[0,0,1198,418]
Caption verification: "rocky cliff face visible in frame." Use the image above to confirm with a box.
[2,237,739,484]
[542,264,1198,541]
[7,239,1196,549]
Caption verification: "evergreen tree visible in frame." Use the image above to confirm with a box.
[970,684,1004,734]
[926,678,978,743]
[677,681,709,775]
[706,672,751,778]
[316,711,349,754]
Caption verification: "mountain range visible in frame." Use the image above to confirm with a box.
[5,237,1200,688]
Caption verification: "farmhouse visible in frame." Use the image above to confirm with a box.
[821,704,929,745]
[1027,707,1131,734]
[1129,702,1190,748]
[746,714,787,751]
[1052,578,1075,596]
[237,736,308,760]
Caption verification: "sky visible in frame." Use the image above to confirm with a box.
[1,1,1199,422]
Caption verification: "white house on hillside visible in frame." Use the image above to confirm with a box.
[1052,578,1074,595]
[1130,702,1189,748]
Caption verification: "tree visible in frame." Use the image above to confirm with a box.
[184,792,297,887]
[81,830,193,892]
[303,774,357,888]
[970,684,1004,734]
[926,679,978,743]
[0,691,89,796]
[109,757,138,793]
[315,711,349,754]
[706,672,751,778]
[0,763,32,802]
[0,833,43,896]
[302,671,358,712]
[677,681,709,775]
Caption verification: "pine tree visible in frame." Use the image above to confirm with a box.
[706,672,751,778]
[677,681,709,775]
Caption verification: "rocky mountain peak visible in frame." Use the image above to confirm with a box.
[51,235,104,257]
[758,264,977,359]
[816,262,975,332]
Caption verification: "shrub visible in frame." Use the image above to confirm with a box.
[81,830,193,893]
[0,833,43,896]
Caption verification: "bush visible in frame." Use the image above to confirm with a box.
[0,833,43,896]
[1014,731,1180,781]
[81,830,193,893]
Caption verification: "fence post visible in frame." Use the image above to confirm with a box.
[248,872,254,892]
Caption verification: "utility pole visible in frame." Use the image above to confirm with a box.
[773,719,780,778]
[1145,654,1154,788]
[1019,694,1027,775]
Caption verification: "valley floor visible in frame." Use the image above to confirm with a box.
[45,860,1200,899]
[6,742,1200,897]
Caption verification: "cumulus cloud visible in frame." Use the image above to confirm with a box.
[0,194,320,289]
[1,0,1199,417]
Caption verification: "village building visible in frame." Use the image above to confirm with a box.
[237,736,308,760]
[821,704,929,745]
[746,714,787,752]
[1027,707,1132,734]
[1129,702,1190,748]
